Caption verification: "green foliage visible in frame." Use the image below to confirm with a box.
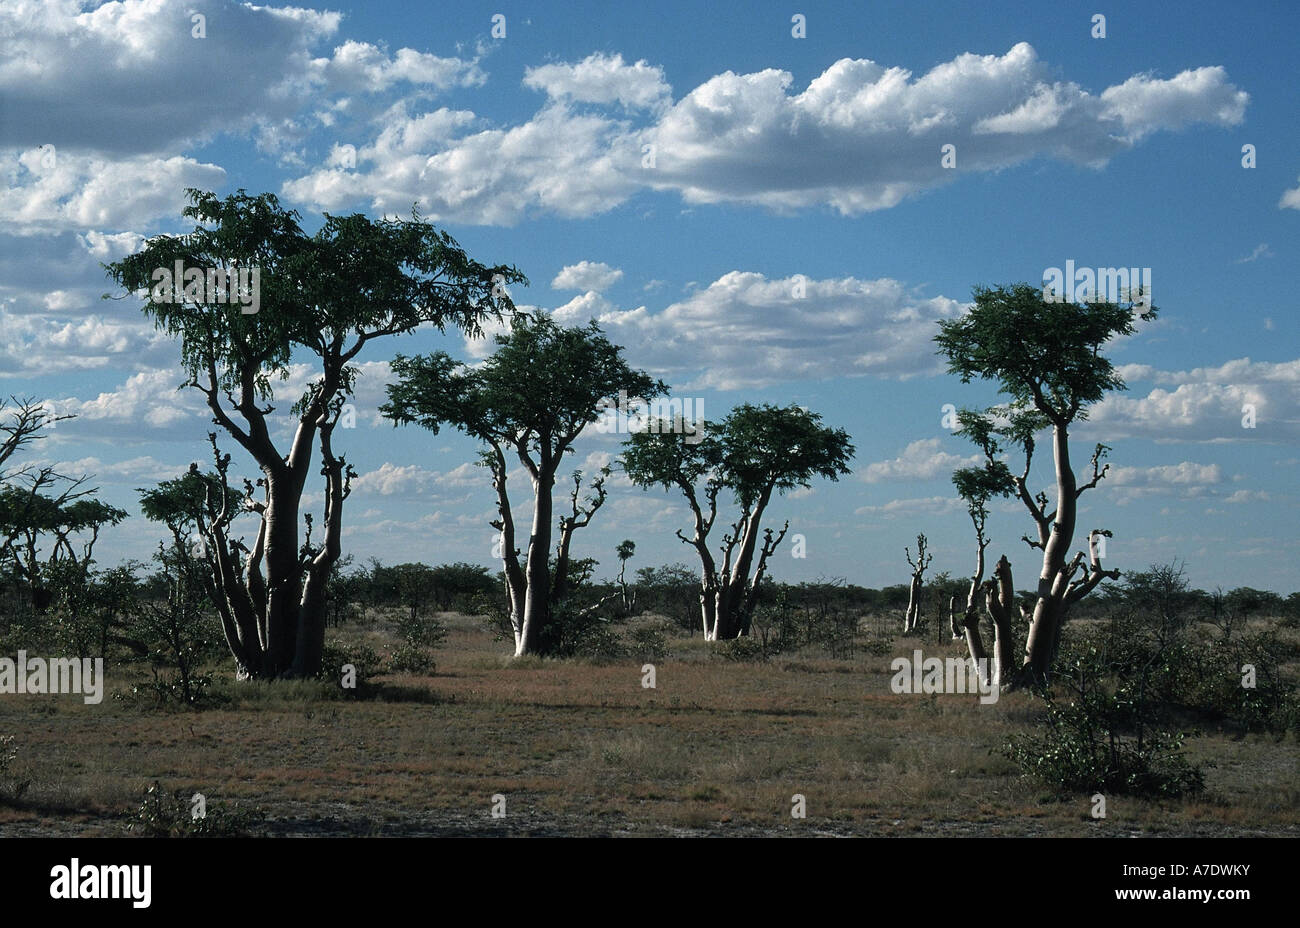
[714,636,774,663]
[1005,684,1205,798]
[318,639,381,690]
[629,625,669,662]
[623,403,854,511]
[633,563,699,632]
[387,608,446,675]
[935,282,1156,422]
[383,313,664,452]
[1098,564,1300,735]
[0,734,30,804]
[535,601,626,661]
[125,782,266,837]
[127,544,223,706]
[44,560,141,658]
[1006,633,1205,797]
[388,644,436,675]
[105,188,523,398]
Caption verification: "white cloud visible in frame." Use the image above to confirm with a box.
[284,43,1247,225]
[552,261,624,292]
[352,462,440,496]
[1235,243,1273,263]
[524,53,670,110]
[0,309,175,376]
[49,368,205,434]
[0,0,478,155]
[1092,358,1300,442]
[539,271,965,390]
[1280,176,1300,210]
[1224,489,1271,504]
[317,40,484,94]
[854,496,963,518]
[42,454,189,484]
[1097,67,1247,140]
[352,460,489,498]
[0,149,226,233]
[860,438,980,483]
[1108,461,1223,487]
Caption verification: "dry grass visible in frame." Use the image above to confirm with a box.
[0,611,1295,836]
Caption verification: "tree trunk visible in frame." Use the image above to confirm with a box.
[517,471,554,656]
[260,474,303,677]
[904,575,922,634]
[1020,423,1077,683]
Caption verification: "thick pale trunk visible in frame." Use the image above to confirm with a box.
[1021,424,1077,682]
[517,474,553,656]
[260,475,303,677]
[700,583,718,639]
[904,575,922,634]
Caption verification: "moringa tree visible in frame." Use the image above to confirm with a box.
[622,403,854,641]
[902,533,932,634]
[106,188,521,678]
[381,313,662,656]
[936,282,1153,684]
[615,539,636,608]
[949,412,1016,685]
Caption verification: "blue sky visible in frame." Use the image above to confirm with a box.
[2,0,1297,592]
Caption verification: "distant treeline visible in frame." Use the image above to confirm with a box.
[314,557,1300,637]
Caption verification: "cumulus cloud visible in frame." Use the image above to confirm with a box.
[1109,461,1223,486]
[284,102,637,222]
[42,454,190,484]
[285,43,1248,224]
[0,308,176,376]
[0,148,226,233]
[854,496,964,518]
[538,271,965,390]
[317,40,484,95]
[860,438,980,483]
[0,0,480,155]
[352,460,488,497]
[1092,359,1300,442]
[551,261,624,292]
[1280,176,1300,210]
[524,53,670,110]
[47,368,206,436]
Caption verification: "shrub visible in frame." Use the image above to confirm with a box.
[0,735,30,803]
[629,625,669,662]
[715,636,772,663]
[1005,645,1205,797]
[125,782,265,837]
[388,644,436,675]
[318,639,381,690]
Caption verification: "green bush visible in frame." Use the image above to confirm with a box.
[0,734,30,803]
[715,636,773,663]
[629,625,669,662]
[318,639,381,690]
[125,782,265,837]
[1006,645,1205,798]
[388,643,436,675]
